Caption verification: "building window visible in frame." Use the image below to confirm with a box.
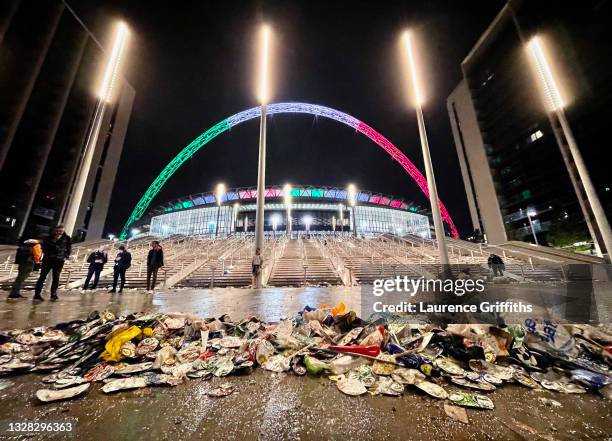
[528,130,543,143]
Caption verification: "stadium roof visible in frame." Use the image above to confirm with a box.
[147,185,427,217]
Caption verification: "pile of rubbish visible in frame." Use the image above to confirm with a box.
[1,303,611,409]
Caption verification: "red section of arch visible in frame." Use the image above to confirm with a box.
[356,121,459,238]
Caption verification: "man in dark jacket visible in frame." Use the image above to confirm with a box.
[33,225,72,302]
[146,241,164,291]
[83,247,108,291]
[8,239,42,299]
[487,254,505,277]
[110,245,131,293]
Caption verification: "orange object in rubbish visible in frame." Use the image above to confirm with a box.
[331,302,346,316]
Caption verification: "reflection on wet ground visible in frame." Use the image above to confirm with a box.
[0,287,611,440]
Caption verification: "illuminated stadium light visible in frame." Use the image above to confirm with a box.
[403,31,424,106]
[99,22,129,103]
[347,184,357,207]
[527,36,564,112]
[271,214,280,231]
[303,215,313,232]
[258,25,271,104]
[119,103,459,239]
[284,183,292,234]
[216,183,226,206]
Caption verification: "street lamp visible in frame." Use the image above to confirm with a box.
[215,183,225,237]
[64,22,129,237]
[254,24,272,287]
[233,202,240,234]
[402,30,449,267]
[284,183,292,235]
[347,184,358,237]
[271,213,280,238]
[527,36,611,260]
[526,209,539,245]
[303,215,312,235]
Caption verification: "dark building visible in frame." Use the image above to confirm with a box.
[447,0,610,251]
[0,0,134,244]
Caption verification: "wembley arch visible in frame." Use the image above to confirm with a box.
[119,102,459,239]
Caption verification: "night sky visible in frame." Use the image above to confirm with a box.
[71,0,506,237]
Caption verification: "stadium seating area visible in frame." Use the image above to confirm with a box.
[0,232,602,291]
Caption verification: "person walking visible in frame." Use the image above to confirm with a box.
[146,241,164,291]
[8,238,42,299]
[110,245,131,293]
[487,253,505,277]
[251,247,263,286]
[83,247,108,291]
[33,225,72,302]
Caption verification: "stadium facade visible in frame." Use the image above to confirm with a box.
[145,185,431,239]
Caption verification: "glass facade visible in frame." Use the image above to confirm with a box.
[353,206,430,238]
[150,202,430,239]
[150,206,233,237]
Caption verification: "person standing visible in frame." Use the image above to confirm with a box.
[146,241,164,291]
[8,239,42,299]
[488,253,505,277]
[33,225,72,302]
[110,245,131,293]
[83,247,108,291]
[251,247,263,286]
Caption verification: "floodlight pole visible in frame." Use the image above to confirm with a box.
[404,31,449,268]
[526,211,539,245]
[254,103,267,287]
[415,105,450,267]
[64,23,128,238]
[527,36,612,260]
[556,109,612,259]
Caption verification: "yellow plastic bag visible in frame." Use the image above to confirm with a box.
[101,326,142,361]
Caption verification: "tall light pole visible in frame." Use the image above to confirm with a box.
[338,203,344,235]
[215,183,225,237]
[347,184,358,237]
[527,36,612,260]
[284,183,292,236]
[254,25,271,287]
[64,22,129,237]
[304,215,312,236]
[403,31,449,267]
[526,209,539,245]
[272,214,280,239]
[233,202,240,234]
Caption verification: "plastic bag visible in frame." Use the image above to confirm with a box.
[101,326,142,362]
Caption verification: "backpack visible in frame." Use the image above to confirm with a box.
[15,243,33,265]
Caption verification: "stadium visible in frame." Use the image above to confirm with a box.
[142,185,431,238]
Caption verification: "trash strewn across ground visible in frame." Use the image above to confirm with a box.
[1,303,611,409]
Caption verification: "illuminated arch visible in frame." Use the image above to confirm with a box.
[120,102,459,239]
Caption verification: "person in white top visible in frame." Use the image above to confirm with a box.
[252,248,263,286]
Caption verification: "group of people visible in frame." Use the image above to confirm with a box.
[7,225,165,301]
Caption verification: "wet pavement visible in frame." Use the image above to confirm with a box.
[1,287,611,441]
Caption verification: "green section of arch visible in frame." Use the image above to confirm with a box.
[119,119,230,239]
